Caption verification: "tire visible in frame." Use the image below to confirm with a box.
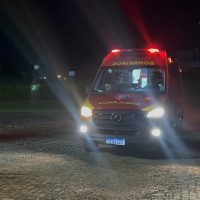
[175,113,184,134]
[83,140,98,152]
[83,143,92,152]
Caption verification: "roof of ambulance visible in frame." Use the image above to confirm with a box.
[101,48,167,67]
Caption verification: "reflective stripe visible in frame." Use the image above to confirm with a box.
[142,104,157,112]
[83,99,94,109]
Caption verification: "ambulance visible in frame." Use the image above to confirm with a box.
[80,48,183,151]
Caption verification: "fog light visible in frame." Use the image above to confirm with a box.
[80,125,88,133]
[151,128,161,137]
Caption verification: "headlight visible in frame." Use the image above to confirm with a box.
[147,107,164,119]
[81,106,92,117]
[151,128,161,137]
[80,125,88,133]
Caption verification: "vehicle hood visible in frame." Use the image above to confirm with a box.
[84,92,165,112]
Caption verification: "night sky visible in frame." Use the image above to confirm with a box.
[0,0,199,75]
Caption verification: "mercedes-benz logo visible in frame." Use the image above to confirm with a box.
[111,112,122,123]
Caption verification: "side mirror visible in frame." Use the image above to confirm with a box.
[85,85,91,96]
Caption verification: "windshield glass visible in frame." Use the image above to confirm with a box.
[92,66,165,93]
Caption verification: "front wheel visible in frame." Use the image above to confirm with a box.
[83,140,98,152]
[176,112,184,132]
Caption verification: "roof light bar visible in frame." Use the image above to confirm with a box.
[112,49,120,53]
[147,48,159,53]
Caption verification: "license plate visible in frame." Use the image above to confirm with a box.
[106,138,126,146]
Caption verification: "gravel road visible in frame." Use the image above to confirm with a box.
[1,111,200,200]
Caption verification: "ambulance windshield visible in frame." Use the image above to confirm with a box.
[92,67,165,93]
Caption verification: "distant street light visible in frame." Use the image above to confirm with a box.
[34,65,40,70]
[31,84,40,92]
[57,74,61,79]
[69,70,76,77]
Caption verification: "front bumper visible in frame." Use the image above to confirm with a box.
[80,118,167,145]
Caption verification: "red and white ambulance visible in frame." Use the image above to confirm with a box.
[80,48,183,151]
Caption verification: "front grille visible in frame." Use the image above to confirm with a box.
[92,109,146,131]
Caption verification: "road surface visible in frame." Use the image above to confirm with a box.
[0,106,200,200]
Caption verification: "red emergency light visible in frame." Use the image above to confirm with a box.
[112,49,120,53]
[147,48,159,53]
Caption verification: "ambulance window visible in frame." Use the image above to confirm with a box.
[96,69,115,92]
[93,68,129,92]
[92,67,165,93]
[131,68,165,92]
[132,68,148,88]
